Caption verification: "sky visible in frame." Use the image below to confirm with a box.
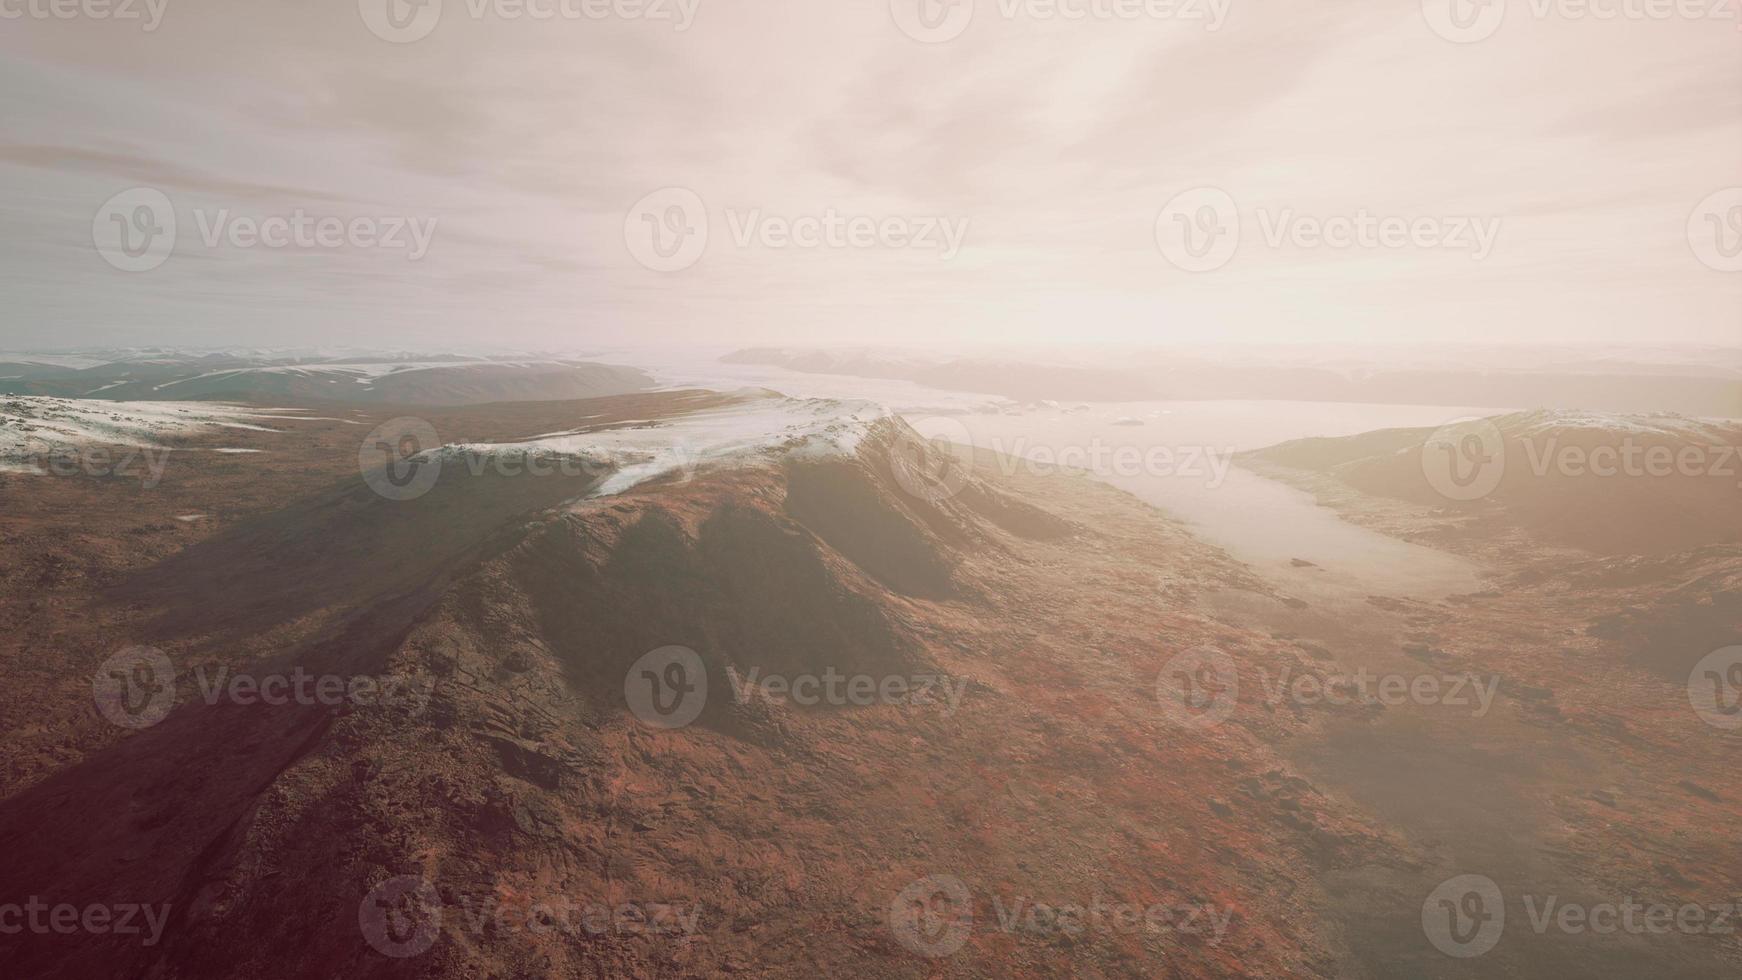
[0,0,1738,351]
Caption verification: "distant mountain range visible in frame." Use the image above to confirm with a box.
[0,350,651,406]
[723,346,1742,416]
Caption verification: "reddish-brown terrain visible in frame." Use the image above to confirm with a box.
[0,395,1736,978]
[1242,413,1741,978]
[0,391,1396,978]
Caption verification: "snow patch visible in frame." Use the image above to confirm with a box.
[441,392,890,497]
[0,396,279,459]
[1502,409,1738,443]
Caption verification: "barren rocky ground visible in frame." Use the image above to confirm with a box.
[0,392,1735,978]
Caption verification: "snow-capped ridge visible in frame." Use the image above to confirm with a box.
[436,391,894,497]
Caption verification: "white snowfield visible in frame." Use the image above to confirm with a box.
[1503,408,1741,441]
[442,391,893,496]
[1425,409,1742,445]
[150,359,582,391]
[0,397,315,472]
[0,353,115,370]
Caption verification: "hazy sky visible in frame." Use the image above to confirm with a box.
[1,0,1738,350]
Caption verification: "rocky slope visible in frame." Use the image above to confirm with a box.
[0,393,1390,978]
[1246,409,1742,555]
